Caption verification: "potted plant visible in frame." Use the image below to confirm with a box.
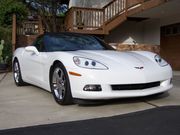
[0,40,9,71]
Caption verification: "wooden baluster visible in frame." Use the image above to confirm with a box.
[106,8,107,22]
[121,0,123,12]
[112,3,113,18]
[121,0,123,11]
[87,10,89,27]
[95,10,96,28]
[110,4,111,19]
[96,11,98,27]
[91,10,93,28]
[97,11,99,27]
[108,5,110,20]
[100,11,102,26]
[101,11,103,26]
[113,2,115,16]
[97,11,100,27]
[98,11,100,27]
[116,0,117,14]
[122,0,124,11]
[115,0,117,15]
[95,11,97,27]
[75,10,78,28]
[107,6,110,21]
[89,10,91,27]
[83,10,85,28]
[99,11,101,27]
[105,7,109,21]
[119,0,120,12]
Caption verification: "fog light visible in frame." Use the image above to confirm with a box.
[83,85,102,91]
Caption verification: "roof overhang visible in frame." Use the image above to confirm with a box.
[130,0,180,19]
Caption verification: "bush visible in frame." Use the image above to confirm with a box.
[0,27,12,66]
[0,0,28,27]
[0,27,11,42]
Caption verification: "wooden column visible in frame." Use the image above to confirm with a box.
[102,9,106,34]
[38,16,44,34]
[125,0,128,16]
[12,14,16,51]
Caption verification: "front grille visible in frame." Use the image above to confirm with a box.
[111,81,160,91]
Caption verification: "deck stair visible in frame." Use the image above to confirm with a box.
[65,0,168,34]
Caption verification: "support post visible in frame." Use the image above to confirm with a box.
[38,16,44,34]
[125,0,128,16]
[12,14,16,52]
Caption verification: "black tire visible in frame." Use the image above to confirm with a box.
[50,62,73,105]
[13,59,26,86]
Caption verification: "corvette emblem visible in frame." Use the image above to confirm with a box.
[134,66,144,69]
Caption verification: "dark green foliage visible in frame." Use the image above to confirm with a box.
[0,27,12,65]
[25,0,67,32]
[0,0,27,66]
[2,42,12,65]
[0,0,28,27]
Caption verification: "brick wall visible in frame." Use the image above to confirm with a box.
[115,44,160,54]
[161,35,180,70]
[16,35,39,48]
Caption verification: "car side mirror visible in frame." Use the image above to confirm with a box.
[25,46,39,55]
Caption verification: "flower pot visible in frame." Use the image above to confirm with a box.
[0,63,8,71]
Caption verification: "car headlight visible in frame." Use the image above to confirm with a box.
[73,56,108,70]
[154,55,168,67]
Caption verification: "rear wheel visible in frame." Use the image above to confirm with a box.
[50,62,73,105]
[13,59,26,86]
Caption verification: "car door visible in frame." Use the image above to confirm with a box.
[23,36,48,86]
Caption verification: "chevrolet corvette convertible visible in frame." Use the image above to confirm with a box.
[13,33,173,105]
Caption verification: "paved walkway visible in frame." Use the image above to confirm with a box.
[0,72,180,129]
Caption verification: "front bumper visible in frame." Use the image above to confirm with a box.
[68,65,173,100]
[72,80,173,99]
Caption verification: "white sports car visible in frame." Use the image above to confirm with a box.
[13,33,173,105]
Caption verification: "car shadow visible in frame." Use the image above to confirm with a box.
[17,82,171,107]
[76,92,170,107]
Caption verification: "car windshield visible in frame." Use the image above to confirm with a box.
[44,34,113,52]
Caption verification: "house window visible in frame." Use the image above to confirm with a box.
[173,27,178,34]
[161,23,180,37]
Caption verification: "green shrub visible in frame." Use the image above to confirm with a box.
[0,27,12,66]
[0,0,28,27]
[0,27,11,42]
[2,42,12,65]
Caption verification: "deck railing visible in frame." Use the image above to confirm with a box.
[65,0,166,34]
[103,0,126,23]
[17,21,40,35]
[65,0,127,32]
[65,7,104,31]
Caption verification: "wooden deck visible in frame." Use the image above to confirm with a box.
[64,0,168,35]
[12,0,168,49]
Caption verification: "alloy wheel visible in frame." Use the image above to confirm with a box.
[14,61,20,83]
[52,67,66,100]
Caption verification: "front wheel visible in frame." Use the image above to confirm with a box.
[50,62,73,105]
[13,59,26,86]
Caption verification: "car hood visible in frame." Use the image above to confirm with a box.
[67,50,155,69]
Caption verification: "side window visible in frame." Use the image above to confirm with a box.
[33,36,45,52]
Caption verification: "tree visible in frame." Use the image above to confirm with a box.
[0,0,28,27]
[24,0,68,32]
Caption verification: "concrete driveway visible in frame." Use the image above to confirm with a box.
[0,72,180,129]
